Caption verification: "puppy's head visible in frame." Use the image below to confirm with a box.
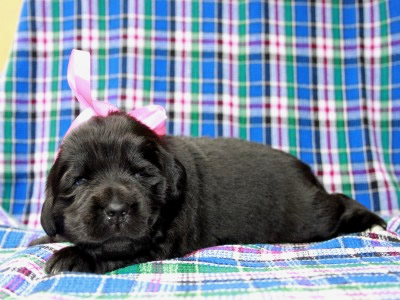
[41,113,183,246]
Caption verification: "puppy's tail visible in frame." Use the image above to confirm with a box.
[306,192,386,242]
[334,193,386,235]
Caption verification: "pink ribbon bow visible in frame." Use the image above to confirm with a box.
[64,49,167,138]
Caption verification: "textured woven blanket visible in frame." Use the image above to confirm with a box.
[0,214,399,299]
[1,0,400,298]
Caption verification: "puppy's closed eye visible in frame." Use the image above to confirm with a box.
[74,177,88,186]
[134,170,147,178]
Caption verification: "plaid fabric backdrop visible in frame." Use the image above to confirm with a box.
[0,0,399,228]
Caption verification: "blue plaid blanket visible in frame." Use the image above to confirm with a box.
[0,0,400,298]
[0,212,400,298]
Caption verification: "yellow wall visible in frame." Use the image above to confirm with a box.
[0,0,23,73]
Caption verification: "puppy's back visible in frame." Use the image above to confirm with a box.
[165,137,327,245]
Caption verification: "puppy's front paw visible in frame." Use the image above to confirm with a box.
[28,234,68,246]
[29,235,54,246]
[46,246,95,275]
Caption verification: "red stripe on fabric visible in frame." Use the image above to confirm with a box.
[87,99,392,116]
[316,167,387,177]
[322,0,335,192]
[27,36,388,52]
[19,97,391,114]
[0,159,48,165]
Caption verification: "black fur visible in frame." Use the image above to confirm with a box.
[29,113,386,274]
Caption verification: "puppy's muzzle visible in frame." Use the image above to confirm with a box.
[104,202,128,225]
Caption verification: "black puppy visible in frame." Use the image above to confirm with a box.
[30,112,386,274]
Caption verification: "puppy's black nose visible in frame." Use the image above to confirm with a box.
[105,202,128,219]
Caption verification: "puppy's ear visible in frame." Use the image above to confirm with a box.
[40,159,61,237]
[140,140,162,168]
[159,147,186,199]
[168,157,186,198]
[41,187,57,237]
[140,138,186,198]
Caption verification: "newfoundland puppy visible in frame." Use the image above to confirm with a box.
[30,112,386,274]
